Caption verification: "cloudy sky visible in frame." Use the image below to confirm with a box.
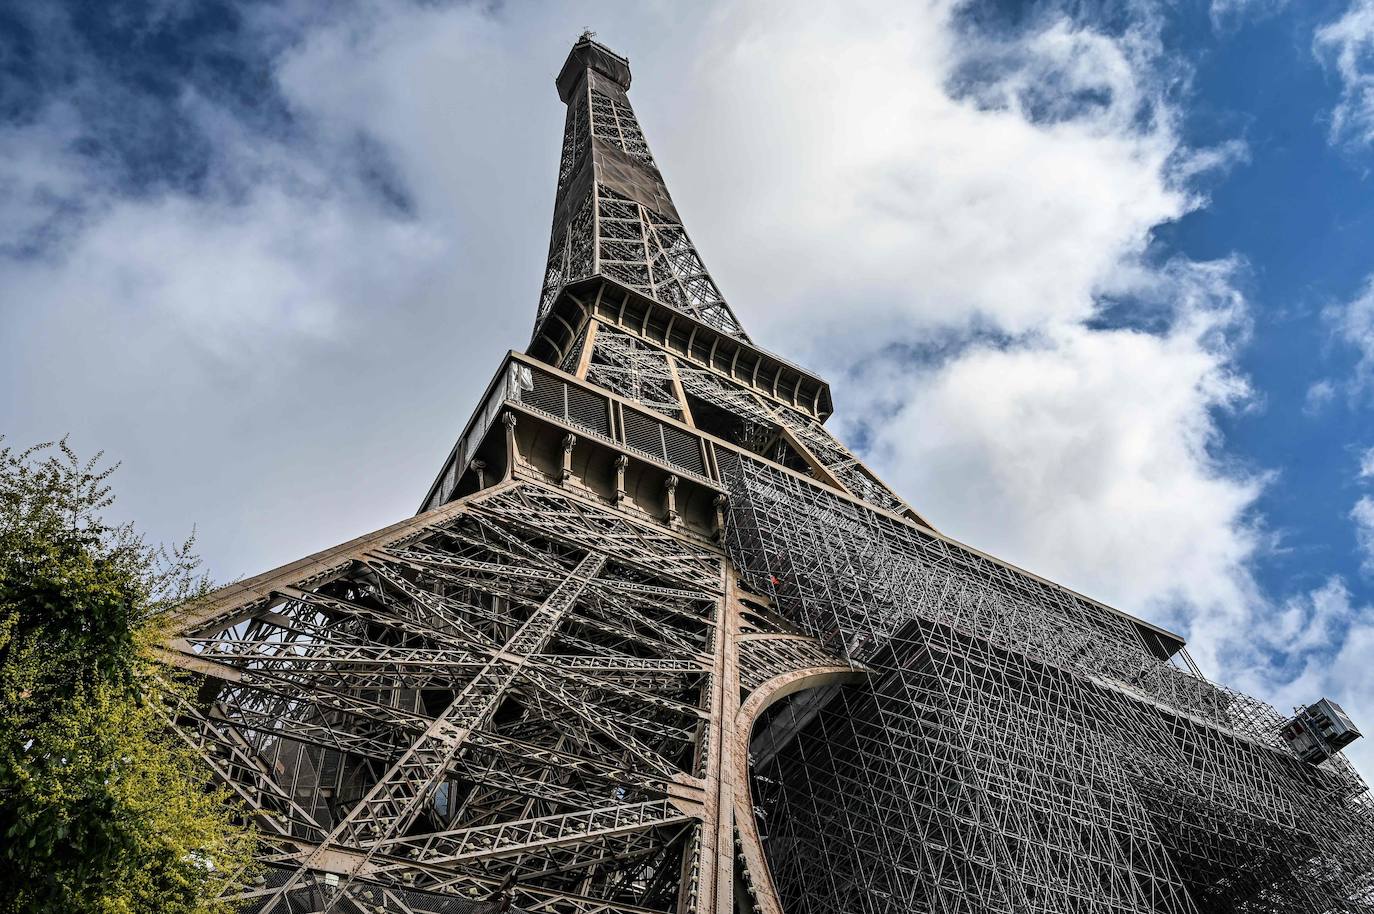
[5,0,1374,773]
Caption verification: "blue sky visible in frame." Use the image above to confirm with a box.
[1164,0,1374,594]
[4,0,1374,774]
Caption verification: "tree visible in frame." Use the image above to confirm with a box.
[0,439,255,913]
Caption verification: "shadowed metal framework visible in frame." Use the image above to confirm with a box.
[165,32,1374,914]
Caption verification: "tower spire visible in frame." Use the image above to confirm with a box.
[537,34,749,341]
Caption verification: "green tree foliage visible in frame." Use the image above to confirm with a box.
[0,439,256,913]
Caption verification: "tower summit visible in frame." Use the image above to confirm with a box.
[164,34,1373,914]
[537,32,748,342]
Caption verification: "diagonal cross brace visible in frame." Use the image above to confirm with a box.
[168,697,328,846]
[263,551,608,912]
[376,800,691,866]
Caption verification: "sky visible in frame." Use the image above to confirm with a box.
[3,0,1374,775]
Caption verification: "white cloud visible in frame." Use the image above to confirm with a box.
[1233,576,1374,777]
[1305,378,1338,414]
[1210,0,1290,32]
[1231,459,1374,776]
[1323,617,1374,778]
[1215,455,1374,776]
[0,13,470,578]
[0,105,97,250]
[674,5,1197,344]
[0,76,450,362]
[1353,496,1374,573]
[863,277,1264,668]
[1327,274,1374,397]
[1315,0,1374,147]
[1267,576,1357,657]
[7,185,444,361]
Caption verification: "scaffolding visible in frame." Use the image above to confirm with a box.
[721,454,1374,913]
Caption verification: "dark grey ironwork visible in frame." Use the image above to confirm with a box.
[165,31,1374,913]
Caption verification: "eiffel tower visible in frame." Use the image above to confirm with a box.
[167,33,1374,914]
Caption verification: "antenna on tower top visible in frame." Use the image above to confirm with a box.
[580,28,597,41]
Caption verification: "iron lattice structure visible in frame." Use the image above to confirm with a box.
[164,33,1374,914]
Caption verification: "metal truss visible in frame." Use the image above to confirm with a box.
[585,325,684,421]
[671,358,909,515]
[172,482,710,912]
[589,87,655,169]
[594,186,744,341]
[536,35,747,342]
[165,31,1373,914]
[539,185,595,326]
